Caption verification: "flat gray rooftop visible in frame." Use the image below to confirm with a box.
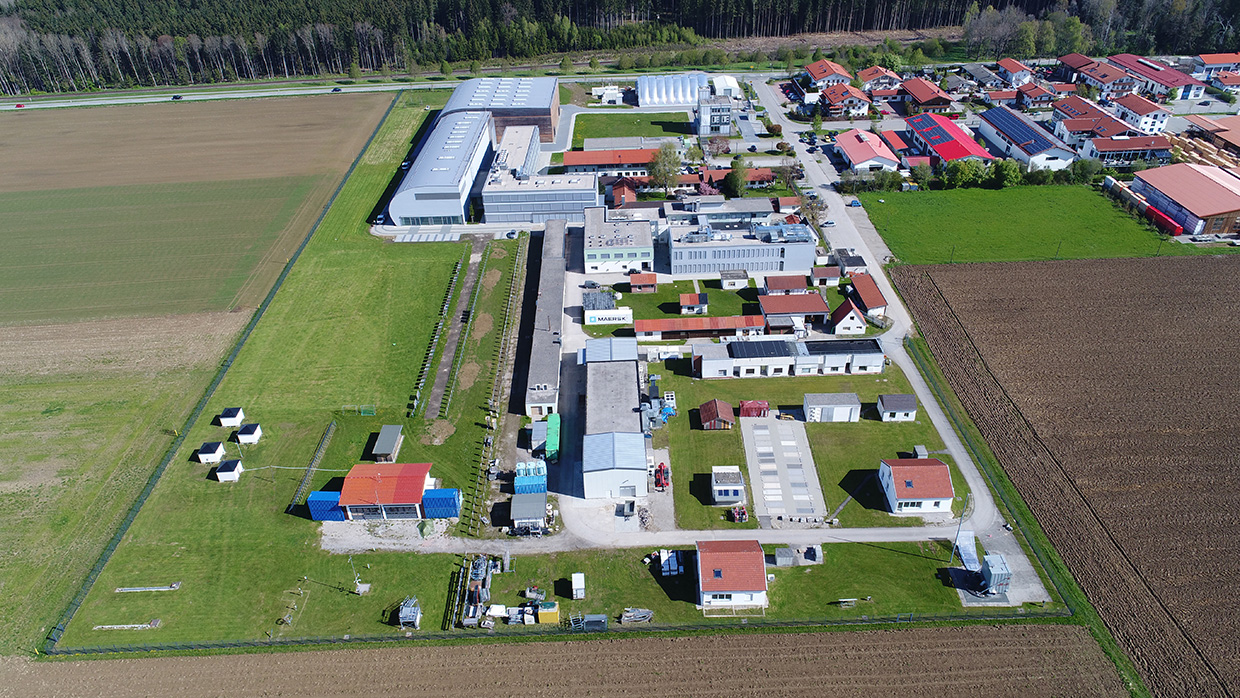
[804,393,861,408]
[443,77,559,115]
[526,220,567,402]
[395,111,491,193]
[586,361,640,435]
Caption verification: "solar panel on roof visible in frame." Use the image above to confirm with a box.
[729,341,792,359]
[981,107,1056,154]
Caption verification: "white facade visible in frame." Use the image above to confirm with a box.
[584,307,633,325]
[878,462,953,515]
[712,75,743,98]
[803,393,861,422]
[975,112,1075,171]
[637,73,711,106]
[1112,101,1169,135]
[215,461,244,483]
[390,112,494,226]
[700,588,768,607]
[197,442,225,464]
[236,424,263,445]
[582,432,649,499]
[877,395,917,422]
[218,408,244,428]
[711,466,746,504]
[831,307,866,335]
[583,207,655,274]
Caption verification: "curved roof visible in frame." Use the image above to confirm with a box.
[393,111,491,195]
[441,77,558,115]
[637,73,710,106]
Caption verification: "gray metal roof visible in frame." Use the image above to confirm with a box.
[531,420,548,445]
[374,425,403,456]
[394,111,492,194]
[586,361,640,435]
[442,77,559,115]
[878,394,917,411]
[964,63,1001,83]
[582,432,648,473]
[582,291,616,311]
[719,269,749,280]
[803,392,861,408]
[510,491,548,522]
[583,337,639,363]
[526,220,567,402]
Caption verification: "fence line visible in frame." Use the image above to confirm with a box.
[440,242,492,417]
[41,91,405,655]
[411,251,466,418]
[286,421,337,513]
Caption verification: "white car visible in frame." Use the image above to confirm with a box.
[823,220,836,227]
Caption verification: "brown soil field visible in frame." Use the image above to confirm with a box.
[0,94,393,191]
[893,256,1240,698]
[0,625,1125,698]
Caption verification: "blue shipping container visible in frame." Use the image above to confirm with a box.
[422,488,462,519]
[514,479,547,495]
[307,491,346,521]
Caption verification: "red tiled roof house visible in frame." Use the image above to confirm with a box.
[878,458,955,515]
[696,540,769,609]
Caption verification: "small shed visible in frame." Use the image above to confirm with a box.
[719,269,749,290]
[572,572,586,599]
[738,400,769,418]
[803,393,861,423]
[215,459,244,482]
[236,423,262,445]
[197,441,226,464]
[774,547,796,567]
[373,425,404,463]
[218,407,245,428]
[810,266,842,287]
[537,601,560,624]
[511,491,549,529]
[711,465,746,504]
[422,488,463,518]
[629,273,658,293]
[530,420,548,454]
[699,399,735,430]
[680,292,708,315]
[307,491,347,521]
[763,274,810,295]
[877,394,918,422]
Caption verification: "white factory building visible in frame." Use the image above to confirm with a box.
[637,73,711,105]
[481,126,600,224]
[388,111,493,226]
[583,207,656,273]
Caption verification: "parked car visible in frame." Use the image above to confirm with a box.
[1199,100,1212,106]
[331,87,343,93]
[824,220,836,227]
[171,95,183,100]
[848,200,862,207]
[583,280,600,289]
[748,144,757,152]
[506,230,518,239]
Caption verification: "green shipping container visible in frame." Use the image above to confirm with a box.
[545,413,560,462]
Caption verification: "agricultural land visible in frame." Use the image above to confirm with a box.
[893,256,1240,697]
[0,625,1126,698]
[859,187,1239,265]
[0,93,395,656]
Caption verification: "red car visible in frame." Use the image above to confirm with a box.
[15,104,24,108]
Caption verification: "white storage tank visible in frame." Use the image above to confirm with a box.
[981,554,1011,595]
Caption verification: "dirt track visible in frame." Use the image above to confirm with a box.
[0,625,1125,697]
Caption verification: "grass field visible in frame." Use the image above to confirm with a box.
[654,359,968,530]
[55,91,525,648]
[0,94,393,324]
[571,112,690,149]
[857,186,1237,264]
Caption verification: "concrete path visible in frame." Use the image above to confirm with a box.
[423,238,487,418]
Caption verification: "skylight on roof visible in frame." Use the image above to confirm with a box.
[905,480,914,488]
[713,569,723,578]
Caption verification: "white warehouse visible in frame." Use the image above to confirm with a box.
[637,73,711,106]
[389,111,494,226]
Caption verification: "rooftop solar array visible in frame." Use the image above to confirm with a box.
[980,106,1061,155]
[803,339,883,356]
[906,113,953,146]
[729,341,793,359]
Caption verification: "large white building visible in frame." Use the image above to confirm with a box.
[583,207,655,273]
[697,88,733,136]
[692,338,886,378]
[440,77,560,141]
[976,106,1075,171]
[1110,94,1170,135]
[524,220,566,419]
[637,73,711,106]
[481,126,600,224]
[389,111,493,226]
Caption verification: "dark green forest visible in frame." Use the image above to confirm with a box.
[1,0,1238,94]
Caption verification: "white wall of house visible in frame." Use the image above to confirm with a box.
[804,402,860,422]
[976,119,1075,171]
[832,311,866,335]
[582,468,648,499]
[1114,105,1169,134]
[877,465,951,515]
[699,589,769,607]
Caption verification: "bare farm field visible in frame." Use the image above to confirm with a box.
[1,625,1124,698]
[0,93,392,324]
[893,256,1240,698]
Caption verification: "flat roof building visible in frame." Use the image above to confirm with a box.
[441,77,559,141]
[525,220,567,419]
[373,425,405,463]
[482,126,600,224]
[390,111,494,226]
[669,221,817,276]
[586,360,641,435]
[692,338,886,378]
[583,207,655,273]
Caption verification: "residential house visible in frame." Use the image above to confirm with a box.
[1109,53,1206,101]
[1192,52,1240,78]
[804,59,853,89]
[763,274,810,295]
[236,423,262,445]
[902,77,953,113]
[834,128,900,172]
[629,272,657,293]
[680,292,708,315]
[564,148,658,176]
[877,394,917,422]
[634,315,766,342]
[1212,71,1240,94]
[1131,163,1240,236]
[810,265,841,287]
[1077,62,1138,100]
[977,106,1075,171]
[858,65,901,91]
[870,87,905,104]
[1080,135,1173,168]
[1057,53,1096,82]
[984,90,1019,107]
[1051,95,1132,146]
[878,458,955,515]
[996,58,1033,86]
[830,299,867,335]
[699,398,735,430]
[821,83,870,118]
[848,273,887,317]
[942,74,972,95]
[710,466,746,505]
[833,249,867,275]
[964,63,1004,89]
[1017,82,1055,109]
[904,113,994,164]
[696,540,768,609]
[804,393,861,422]
[1110,93,1170,134]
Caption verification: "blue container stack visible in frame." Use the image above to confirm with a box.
[307,490,346,521]
[422,488,462,519]
[514,460,548,494]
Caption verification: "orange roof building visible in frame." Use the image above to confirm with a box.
[634,315,765,341]
[848,273,887,316]
[339,462,434,520]
[878,458,955,515]
[697,540,768,608]
[805,59,852,86]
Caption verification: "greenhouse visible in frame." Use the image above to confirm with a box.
[637,73,711,106]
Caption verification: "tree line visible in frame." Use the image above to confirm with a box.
[2,0,1239,95]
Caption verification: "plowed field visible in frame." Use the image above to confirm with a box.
[0,625,1126,698]
[893,256,1240,698]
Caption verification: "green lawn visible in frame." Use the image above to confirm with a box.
[858,186,1237,264]
[55,91,519,647]
[571,112,691,149]
[655,359,968,530]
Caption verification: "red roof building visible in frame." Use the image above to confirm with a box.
[834,129,900,171]
[634,315,765,340]
[1017,82,1054,108]
[1108,53,1206,100]
[564,148,658,172]
[758,293,830,322]
[821,83,871,117]
[805,59,852,86]
[680,292,708,314]
[830,298,867,335]
[858,65,901,89]
[985,90,1019,104]
[629,272,658,292]
[1214,71,1240,88]
[763,274,810,295]
[738,400,769,418]
[902,77,953,112]
[698,398,735,430]
[810,265,842,286]
[1078,62,1138,99]
[879,130,912,153]
[696,540,768,607]
[339,463,434,519]
[848,273,887,315]
[904,113,994,163]
[879,458,955,514]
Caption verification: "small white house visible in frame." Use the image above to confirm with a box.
[719,269,749,290]
[218,407,245,428]
[215,459,245,482]
[696,540,768,609]
[878,458,954,515]
[830,300,867,336]
[711,466,746,505]
[877,394,918,422]
[197,441,226,464]
[803,393,861,422]
[236,423,263,445]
